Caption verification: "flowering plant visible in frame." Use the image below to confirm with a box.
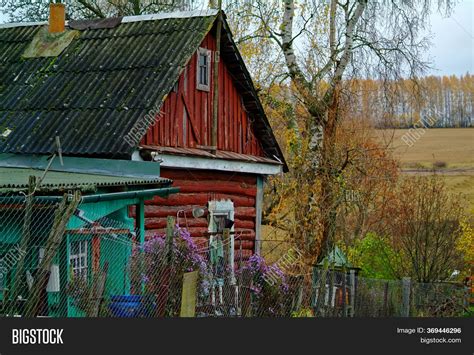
[129,225,209,316]
[242,254,289,316]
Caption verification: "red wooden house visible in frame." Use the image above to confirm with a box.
[0,9,287,258]
[135,10,287,257]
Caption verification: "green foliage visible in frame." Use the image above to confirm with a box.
[347,232,398,279]
[464,306,474,318]
[291,308,314,317]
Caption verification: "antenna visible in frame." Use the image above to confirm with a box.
[36,135,64,188]
[56,136,63,166]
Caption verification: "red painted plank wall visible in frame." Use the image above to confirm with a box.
[141,32,265,157]
[140,168,257,259]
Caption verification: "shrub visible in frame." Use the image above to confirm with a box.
[347,232,398,279]
[242,254,289,316]
[129,226,209,316]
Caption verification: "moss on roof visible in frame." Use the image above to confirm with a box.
[0,14,217,157]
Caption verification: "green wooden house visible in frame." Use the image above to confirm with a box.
[0,154,177,316]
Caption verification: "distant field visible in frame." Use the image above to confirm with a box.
[374,128,474,213]
[374,128,474,169]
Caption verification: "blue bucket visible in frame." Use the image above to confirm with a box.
[109,295,155,317]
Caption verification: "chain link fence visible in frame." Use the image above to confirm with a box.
[0,191,469,318]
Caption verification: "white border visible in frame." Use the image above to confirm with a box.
[122,9,217,23]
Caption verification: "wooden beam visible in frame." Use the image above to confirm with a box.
[181,93,201,142]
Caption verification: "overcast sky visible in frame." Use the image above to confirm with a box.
[427,0,473,76]
[0,1,472,76]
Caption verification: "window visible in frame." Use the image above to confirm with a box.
[69,240,88,278]
[197,47,211,91]
[207,199,236,285]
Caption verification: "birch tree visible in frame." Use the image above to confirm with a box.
[232,0,453,262]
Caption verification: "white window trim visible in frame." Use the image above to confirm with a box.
[69,240,88,279]
[208,200,235,284]
[196,47,211,92]
[208,200,234,234]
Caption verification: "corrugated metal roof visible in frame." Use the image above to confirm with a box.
[0,11,287,171]
[0,167,171,192]
[0,13,216,158]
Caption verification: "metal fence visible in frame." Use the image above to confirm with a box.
[0,192,469,318]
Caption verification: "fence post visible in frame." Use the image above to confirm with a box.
[237,239,243,316]
[402,277,411,317]
[383,282,389,317]
[328,270,335,316]
[25,191,81,317]
[166,216,175,263]
[349,269,355,317]
[296,277,304,313]
[342,271,347,317]
[88,262,109,317]
[180,271,198,317]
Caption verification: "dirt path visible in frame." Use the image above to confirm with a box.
[402,168,474,176]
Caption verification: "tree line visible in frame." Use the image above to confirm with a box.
[348,74,473,128]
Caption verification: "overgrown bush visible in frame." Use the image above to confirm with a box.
[347,232,399,279]
[129,226,209,316]
[242,254,289,317]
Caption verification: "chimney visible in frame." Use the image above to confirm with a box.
[49,3,65,33]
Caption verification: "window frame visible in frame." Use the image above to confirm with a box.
[196,47,211,92]
[69,240,88,279]
[207,200,234,234]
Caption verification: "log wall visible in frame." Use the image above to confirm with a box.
[140,168,258,259]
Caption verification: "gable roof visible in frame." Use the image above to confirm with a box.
[0,10,287,170]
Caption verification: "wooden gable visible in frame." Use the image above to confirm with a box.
[140,32,265,157]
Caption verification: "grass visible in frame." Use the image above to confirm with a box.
[442,175,474,213]
[374,128,474,170]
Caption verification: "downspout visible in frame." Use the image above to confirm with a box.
[211,1,222,155]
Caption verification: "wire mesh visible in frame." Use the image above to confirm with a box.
[353,277,404,317]
[411,281,469,317]
[0,191,468,318]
